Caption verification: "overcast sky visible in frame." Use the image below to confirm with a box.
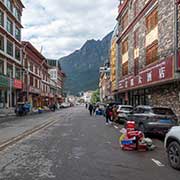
[22,0,118,59]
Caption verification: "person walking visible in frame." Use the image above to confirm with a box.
[105,105,112,125]
[88,104,93,116]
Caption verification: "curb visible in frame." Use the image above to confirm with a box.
[0,118,58,152]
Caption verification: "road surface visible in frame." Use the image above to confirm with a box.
[0,106,179,180]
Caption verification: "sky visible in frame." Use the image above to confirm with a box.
[22,0,118,59]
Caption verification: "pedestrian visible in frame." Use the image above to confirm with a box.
[93,104,97,115]
[85,103,88,109]
[112,105,118,123]
[105,105,112,125]
[88,104,93,116]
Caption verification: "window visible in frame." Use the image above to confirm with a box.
[15,67,21,79]
[0,59,4,74]
[146,42,158,65]
[122,39,128,54]
[134,0,139,17]
[15,26,21,41]
[0,10,4,27]
[6,18,13,35]
[122,11,128,31]
[0,35,4,51]
[30,62,33,72]
[7,63,13,77]
[7,40,13,56]
[14,8,21,21]
[15,47,20,61]
[35,78,38,88]
[122,61,128,76]
[146,8,158,34]
[30,76,33,86]
[6,0,13,12]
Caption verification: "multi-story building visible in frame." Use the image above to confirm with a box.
[110,25,119,99]
[47,59,66,104]
[0,0,24,108]
[99,63,111,102]
[116,0,180,116]
[22,41,50,108]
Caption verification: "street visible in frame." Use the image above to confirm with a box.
[0,106,179,180]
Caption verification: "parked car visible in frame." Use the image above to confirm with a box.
[60,102,71,108]
[164,126,180,170]
[127,106,178,135]
[117,105,133,124]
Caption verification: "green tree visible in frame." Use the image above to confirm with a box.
[90,89,100,104]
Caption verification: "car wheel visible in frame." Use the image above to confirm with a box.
[167,141,180,170]
[138,123,145,133]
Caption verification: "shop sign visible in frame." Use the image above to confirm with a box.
[14,79,23,89]
[29,86,41,94]
[0,75,8,88]
[48,93,54,98]
[119,56,174,91]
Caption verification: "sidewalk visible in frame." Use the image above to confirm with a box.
[0,108,16,118]
[0,110,60,150]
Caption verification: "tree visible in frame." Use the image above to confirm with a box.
[90,89,100,104]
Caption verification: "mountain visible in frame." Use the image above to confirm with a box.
[59,32,113,95]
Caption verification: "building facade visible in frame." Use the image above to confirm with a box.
[22,41,51,108]
[0,0,24,108]
[47,59,66,104]
[115,0,180,116]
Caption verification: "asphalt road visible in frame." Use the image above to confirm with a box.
[0,106,179,180]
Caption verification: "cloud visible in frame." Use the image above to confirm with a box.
[22,0,118,58]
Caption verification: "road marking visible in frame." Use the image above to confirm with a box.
[114,125,119,129]
[151,158,165,167]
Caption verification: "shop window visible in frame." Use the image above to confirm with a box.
[122,61,128,76]
[146,8,158,34]
[7,63,13,77]
[122,11,128,31]
[15,47,20,61]
[146,42,158,65]
[0,10,4,27]
[15,67,21,79]
[7,40,13,56]
[6,18,13,35]
[0,35,4,51]
[0,59,4,74]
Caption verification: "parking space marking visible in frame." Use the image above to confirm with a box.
[151,158,165,167]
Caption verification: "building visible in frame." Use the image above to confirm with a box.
[115,0,180,116]
[0,0,24,108]
[47,59,66,104]
[83,91,93,103]
[99,63,111,102]
[22,41,50,108]
[110,25,119,100]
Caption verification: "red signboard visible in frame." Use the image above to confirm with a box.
[14,79,23,89]
[119,57,174,92]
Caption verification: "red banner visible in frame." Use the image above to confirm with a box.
[119,56,174,92]
[14,79,23,89]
